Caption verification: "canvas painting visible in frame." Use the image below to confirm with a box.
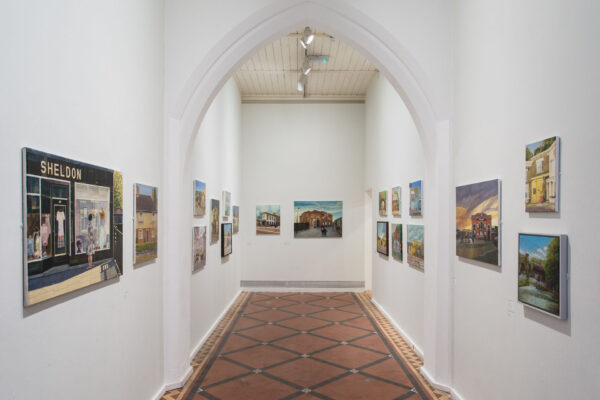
[192,226,206,272]
[134,183,158,264]
[392,186,401,217]
[256,205,280,234]
[409,180,423,216]
[193,180,206,217]
[22,148,123,306]
[221,223,232,257]
[456,179,500,266]
[392,223,403,261]
[377,221,389,256]
[518,233,568,319]
[210,199,220,243]
[525,137,560,213]
[379,190,387,216]
[294,201,343,238]
[222,190,231,219]
[407,225,424,270]
[233,205,239,234]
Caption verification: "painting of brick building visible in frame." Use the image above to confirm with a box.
[525,137,559,212]
[294,201,342,238]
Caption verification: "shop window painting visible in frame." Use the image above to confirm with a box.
[22,148,123,307]
[134,183,158,264]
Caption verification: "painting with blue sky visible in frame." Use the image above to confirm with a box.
[377,221,388,255]
[409,180,423,216]
[256,204,280,234]
[194,180,206,217]
[294,201,343,238]
[407,224,424,270]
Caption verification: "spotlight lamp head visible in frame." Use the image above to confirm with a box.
[297,74,308,92]
[302,58,312,75]
[300,26,314,49]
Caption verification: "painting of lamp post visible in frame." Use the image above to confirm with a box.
[294,201,343,238]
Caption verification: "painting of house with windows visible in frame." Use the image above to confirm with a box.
[134,183,158,264]
[409,180,423,216]
[525,137,559,212]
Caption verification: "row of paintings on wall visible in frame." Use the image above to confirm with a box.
[378,180,423,218]
[256,201,343,238]
[377,222,424,271]
[193,180,239,233]
[191,222,232,272]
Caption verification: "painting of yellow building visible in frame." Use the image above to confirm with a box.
[407,224,424,270]
[525,137,559,212]
[134,183,158,264]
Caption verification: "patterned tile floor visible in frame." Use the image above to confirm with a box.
[165,292,449,400]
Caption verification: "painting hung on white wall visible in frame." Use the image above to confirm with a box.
[409,180,423,216]
[222,190,231,219]
[392,223,403,261]
[193,180,206,217]
[221,223,233,257]
[456,179,500,266]
[256,205,280,235]
[294,201,343,238]
[210,199,220,243]
[22,148,123,306]
[518,233,568,319]
[192,226,206,272]
[525,137,560,213]
[391,186,401,217]
[232,205,239,234]
[134,183,158,264]
[377,221,389,256]
[379,190,387,216]
[407,224,424,270]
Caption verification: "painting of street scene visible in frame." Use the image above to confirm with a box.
[294,201,343,238]
[222,190,231,219]
[233,205,239,234]
[392,186,401,217]
[407,225,424,270]
[135,183,158,264]
[518,234,564,317]
[256,205,280,235]
[379,190,387,216]
[377,221,388,256]
[193,180,206,217]
[392,223,403,261]
[456,179,500,266]
[192,226,206,272]
[210,199,219,243]
[221,223,232,257]
[526,137,559,213]
[409,180,423,216]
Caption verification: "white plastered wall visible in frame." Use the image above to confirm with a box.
[365,74,425,353]
[453,1,600,399]
[240,103,365,285]
[187,78,242,354]
[0,1,165,399]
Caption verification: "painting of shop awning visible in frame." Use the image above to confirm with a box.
[134,183,158,264]
[456,179,500,266]
[294,201,343,238]
[22,148,123,307]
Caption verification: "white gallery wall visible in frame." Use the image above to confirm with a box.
[240,103,365,285]
[186,78,242,354]
[0,1,165,399]
[453,1,600,399]
[365,74,426,353]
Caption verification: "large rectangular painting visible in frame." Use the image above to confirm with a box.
[407,224,424,270]
[294,201,343,238]
[518,233,568,319]
[392,186,401,217]
[222,190,231,220]
[409,180,423,216]
[193,180,206,217]
[22,148,123,306]
[134,183,158,264]
[379,190,387,216]
[233,205,239,234]
[377,221,389,256]
[392,223,403,261]
[256,205,280,235]
[210,199,220,243]
[525,137,560,213]
[192,226,206,272]
[221,223,232,257]
[456,179,500,266]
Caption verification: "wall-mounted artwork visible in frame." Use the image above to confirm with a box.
[456,179,501,266]
[407,225,424,270]
[134,183,158,265]
[379,190,387,216]
[377,221,389,256]
[294,201,343,238]
[21,148,123,306]
[392,223,403,261]
[409,180,423,216]
[256,205,280,234]
[210,199,220,243]
[192,226,206,272]
[221,223,232,257]
[193,180,206,217]
[392,186,401,217]
[525,137,560,213]
[232,205,239,234]
[222,190,231,220]
[518,233,568,319]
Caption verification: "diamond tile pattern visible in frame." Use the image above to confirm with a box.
[182,292,439,400]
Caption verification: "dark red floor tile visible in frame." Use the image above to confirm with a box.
[267,357,346,387]
[225,344,298,369]
[279,303,326,315]
[311,309,358,322]
[233,316,264,330]
[221,334,260,354]
[317,372,411,399]
[282,293,324,302]
[254,298,297,308]
[309,298,354,308]
[206,373,297,400]
[312,345,386,369]
[243,303,270,314]
[273,332,337,354]
[199,359,250,387]
[250,309,297,322]
[240,324,297,342]
[311,324,371,342]
[362,358,414,387]
[350,333,389,354]
[337,303,364,314]
[343,316,375,330]
[277,316,331,331]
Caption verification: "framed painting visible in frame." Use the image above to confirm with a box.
[233,205,239,234]
[210,199,220,243]
[294,201,343,238]
[377,221,389,256]
[192,226,206,272]
[193,180,206,217]
[134,183,158,265]
[391,223,403,261]
[256,205,280,234]
[407,224,424,270]
[525,137,560,213]
[222,190,231,219]
[391,186,401,217]
[409,180,423,216]
[221,223,232,257]
[379,190,387,216]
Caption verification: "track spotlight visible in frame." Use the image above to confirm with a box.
[300,26,314,49]
[302,58,311,75]
[297,74,308,92]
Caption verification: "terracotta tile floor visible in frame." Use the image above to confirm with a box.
[171,292,445,400]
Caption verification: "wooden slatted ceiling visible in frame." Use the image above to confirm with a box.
[234,32,378,102]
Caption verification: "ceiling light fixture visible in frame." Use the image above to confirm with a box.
[297,74,308,92]
[302,58,311,75]
[300,26,314,49]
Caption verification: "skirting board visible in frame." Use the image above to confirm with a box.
[420,366,454,395]
[152,365,193,400]
[371,297,424,359]
[240,280,365,290]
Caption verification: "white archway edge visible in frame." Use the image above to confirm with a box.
[163,0,454,392]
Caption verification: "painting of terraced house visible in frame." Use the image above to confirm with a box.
[256,205,280,235]
[456,179,500,266]
[525,137,559,212]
